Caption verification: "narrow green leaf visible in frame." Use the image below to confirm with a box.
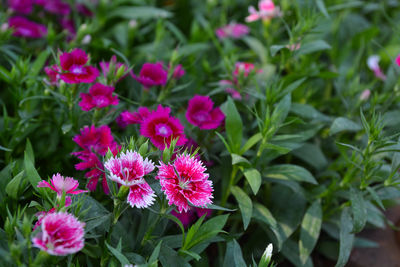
[30,49,50,78]
[223,239,246,267]
[149,241,162,264]
[366,187,385,210]
[264,164,317,184]
[231,154,250,166]
[297,40,331,56]
[231,186,252,230]
[109,6,173,20]
[179,249,201,261]
[242,168,261,195]
[271,94,291,127]
[350,187,367,233]
[316,0,330,18]
[290,103,331,122]
[24,151,42,191]
[105,241,130,266]
[330,117,362,135]
[5,171,25,199]
[240,133,262,154]
[25,139,34,166]
[335,208,354,267]
[299,200,322,264]
[223,97,243,153]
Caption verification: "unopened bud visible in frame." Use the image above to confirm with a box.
[82,34,91,45]
[259,243,273,267]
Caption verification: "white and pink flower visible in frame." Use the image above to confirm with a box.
[367,55,386,80]
[37,173,87,199]
[245,0,281,23]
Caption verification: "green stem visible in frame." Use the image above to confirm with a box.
[220,166,238,208]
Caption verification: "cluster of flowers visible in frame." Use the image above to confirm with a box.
[6,0,93,39]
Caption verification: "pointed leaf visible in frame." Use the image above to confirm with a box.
[242,168,261,195]
[231,186,252,230]
[350,187,367,233]
[264,164,317,184]
[299,200,322,264]
[335,208,354,267]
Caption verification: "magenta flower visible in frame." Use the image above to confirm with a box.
[59,48,99,84]
[116,107,150,128]
[186,95,225,130]
[32,212,85,256]
[171,209,196,227]
[37,173,88,199]
[44,64,60,86]
[132,62,168,89]
[79,83,119,111]
[367,55,386,80]
[233,62,256,79]
[105,150,154,186]
[215,23,249,39]
[35,0,71,15]
[99,55,129,82]
[7,0,34,14]
[8,16,47,38]
[76,3,93,16]
[60,17,76,40]
[225,88,242,100]
[156,154,213,212]
[140,105,187,150]
[172,64,185,80]
[127,182,156,208]
[396,55,400,67]
[245,0,281,23]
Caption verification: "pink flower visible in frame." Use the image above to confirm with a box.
[79,83,119,111]
[32,212,85,256]
[396,55,400,67]
[76,3,93,16]
[37,173,88,199]
[74,151,109,193]
[8,0,34,14]
[35,0,71,16]
[127,182,156,209]
[60,17,76,40]
[215,23,249,39]
[59,48,99,84]
[225,88,242,100]
[245,0,281,23]
[8,16,47,38]
[172,64,185,80]
[360,89,371,101]
[33,208,56,231]
[132,63,168,89]
[367,55,386,80]
[171,209,196,227]
[140,105,187,150]
[44,64,60,86]
[286,43,301,51]
[99,55,129,82]
[116,107,150,128]
[156,154,213,212]
[186,95,225,130]
[105,150,154,186]
[233,62,256,79]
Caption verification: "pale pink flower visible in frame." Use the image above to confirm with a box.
[44,64,60,86]
[215,23,249,39]
[32,212,85,256]
[104,150,154,187]
[367,55,386,80]
[245,0,281,23]
[37,173,88,199]
[225,88,242,100]
[286,43,301,51]
[156,154,213,212]
[360,89,371,101]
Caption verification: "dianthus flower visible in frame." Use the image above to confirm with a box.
[140,105,187,150]
[367,55,386,80]
[59,48,99,84]
[396,55,400,67]
[44,64,60,86]
[79,83,118,111]
[233,62,256,79]
[8,16,47,38]
[186,95,225,130]
[105,150,155,208]
[32,212,85,256]
[132,62,168,89]
[156,154,213,212]
[245,0,281,23]
[172,64,185,80]
[33,198,72,231]
[7,0,34,14]
[72,125,119,193]
[215,23,249,39]
[116,107,150,128]
[37,173,87,199]
[35,0,71,16]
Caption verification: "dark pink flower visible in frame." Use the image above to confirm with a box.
[186,95,225,130]
[59,48,99,84]
[140,105,187,150]
[245,0,281,23]
[76,3,93,16]
[215,23,249,39]
[225,88,242,100]
[132,62,168,89]
[171,209,196,227]
[172,64,185,80]
[44,64,60,86]
[195,207,212,218]
[37,173,87,199]
[33,208,56,231]
[396,55,400,67]
[32,212,85,256]
[60,18,76,40]
[99,55,129,82]
[73,125,119,156]
[35,0,71,15]
[79,83,119,111]
[8,0,34,14]
[116,107,150,128]
[156,154,213,212]
[8,16,47,38]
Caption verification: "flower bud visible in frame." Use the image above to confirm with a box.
[258,243,273,267]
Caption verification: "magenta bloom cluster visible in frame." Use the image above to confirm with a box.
[132,62,168,89]
[186,95,225,130]
[79,83,119,111]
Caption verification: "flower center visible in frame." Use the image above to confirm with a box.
[155,124,172,137]
[71,65,84,74]
[193,111,209,123]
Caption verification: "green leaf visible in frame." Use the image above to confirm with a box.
[223,239,246,267]
[149,241,162,264]
[299,200,322,264]
[264,164,317,184]
[290,103,331,122]
[281,238,313,267]
[24,151,42,191]
[25,139,34,166]
[243,36,268,64]
[223,97,243,153]
[105,241,130,266]
[297,40,331,56]
[292,143,328,170]
[271,94,291,127]
[204,204,236,212]
[231,154,250,166]
[179,249,201,261]
[5,171,25,199]
[350,187,367,233]
[316,0,330,18]
[242,168,261,195]
[231,186,252,230]
[240,133,263,154]
[335,208,354,267]
[270,44,287,57]
[30,49,50,78]
[109,6,173,20]
[330,117,362,135]
[366,187,384,210]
